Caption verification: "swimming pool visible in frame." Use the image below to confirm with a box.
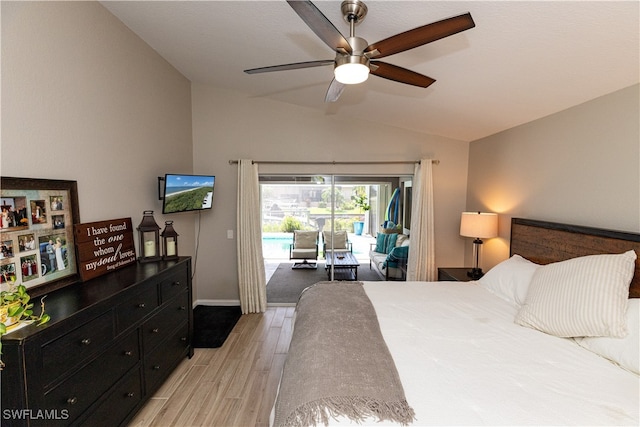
[262,233,295,259]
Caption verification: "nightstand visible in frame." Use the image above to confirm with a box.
[437,267,476,282]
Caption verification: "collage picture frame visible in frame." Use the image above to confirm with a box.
[1,177,80,296]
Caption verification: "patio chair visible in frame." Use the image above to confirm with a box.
[289,230,319,269]
[322,230,352,257]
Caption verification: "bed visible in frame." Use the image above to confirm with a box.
[271,218,640,426]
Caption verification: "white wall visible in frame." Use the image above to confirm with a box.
[191,84,470,302]
[1,3,195,273]
[466,84,640,271]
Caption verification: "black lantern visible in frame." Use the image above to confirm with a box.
[161,220,179,260]
[137,210,161,262]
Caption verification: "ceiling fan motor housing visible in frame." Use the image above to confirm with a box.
[335,54,369,68]
[339,36,369,60]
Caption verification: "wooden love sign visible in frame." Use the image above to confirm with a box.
[74,218,137,281]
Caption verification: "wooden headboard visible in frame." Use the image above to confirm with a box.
[510,218,640,298]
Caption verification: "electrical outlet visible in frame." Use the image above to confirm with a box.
[227,230,233,239]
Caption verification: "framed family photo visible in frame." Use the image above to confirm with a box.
[1,177,80,296]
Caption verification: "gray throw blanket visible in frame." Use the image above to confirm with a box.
[273,281,415,427]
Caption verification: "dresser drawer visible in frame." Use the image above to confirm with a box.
[42,311,115,385]
[77,367,143,427]
[144,322,189,393]
[142,291,189,353]
[42,331,139,425]
[116,280,159,333]
[159,267,190,303]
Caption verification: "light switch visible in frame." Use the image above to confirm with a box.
[227,230,234,239]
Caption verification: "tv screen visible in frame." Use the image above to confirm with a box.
[162,174,215,214]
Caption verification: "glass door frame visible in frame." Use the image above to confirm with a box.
[259,174,411,279]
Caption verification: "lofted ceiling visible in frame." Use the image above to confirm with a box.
[101,1,639,142]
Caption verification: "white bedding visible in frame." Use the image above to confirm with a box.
[318,281,639,426]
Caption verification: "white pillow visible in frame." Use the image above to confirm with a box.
[294,231,317,248]
[574,299,639,374]
[478,255,540,307]
[323,231,347,248]
[515,250,637,338]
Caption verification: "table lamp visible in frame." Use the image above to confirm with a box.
[460,212,498,279]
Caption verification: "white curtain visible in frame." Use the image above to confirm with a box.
[236,159,267,313]
[407,159,436,281]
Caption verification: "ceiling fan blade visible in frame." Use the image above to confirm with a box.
[370,61,436,88]
[325,78,345,103]
[244,59,334,74]
[365,13,475,59]
[287,0,352,54]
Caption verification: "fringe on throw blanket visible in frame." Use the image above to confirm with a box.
[283,396,416,427]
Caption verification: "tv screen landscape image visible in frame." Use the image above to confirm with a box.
[162,174,215,214]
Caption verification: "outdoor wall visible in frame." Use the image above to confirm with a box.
[466,84,640,271]
[191,84,470,303]
[1,3,195,274]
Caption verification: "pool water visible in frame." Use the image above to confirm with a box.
[262,233,294,259]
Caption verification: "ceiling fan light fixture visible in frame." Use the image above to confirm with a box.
[334,63,369,84]
[334,54,370,84]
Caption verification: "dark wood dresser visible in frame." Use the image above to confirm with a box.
[1,257,193,427]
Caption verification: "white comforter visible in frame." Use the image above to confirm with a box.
[325,281,639,426]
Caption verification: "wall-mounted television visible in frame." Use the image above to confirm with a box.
[161,174,215,214]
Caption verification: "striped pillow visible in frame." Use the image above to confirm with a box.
[375,233,398,254]
[514,250,636,338]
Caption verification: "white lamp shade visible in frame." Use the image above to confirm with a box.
[460,212,498,239]
[334,63,369,84]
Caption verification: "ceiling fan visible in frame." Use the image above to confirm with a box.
[244,0,475,102]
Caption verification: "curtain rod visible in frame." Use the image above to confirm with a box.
[228,159,439,166]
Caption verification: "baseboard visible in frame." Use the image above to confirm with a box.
[267,302,296,307]
[194,299,241,307]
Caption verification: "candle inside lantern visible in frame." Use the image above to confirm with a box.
[166,240,176,256]
[144,240,155,257]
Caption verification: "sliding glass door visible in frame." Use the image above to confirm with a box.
[260,175,411,261]
[260,174,412,301]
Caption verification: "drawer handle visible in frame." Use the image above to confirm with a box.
[173,281,181,286]
[81,338,91,346]
[127,392,135,398]
[124,350,133,356]
[152,328,160,333]
[153,365,160,370]
[138,303,146,308]
[179,306,187,311]
[180,337,187,342]
[67,397,78,405]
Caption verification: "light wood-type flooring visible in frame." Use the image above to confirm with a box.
[128,306,295,427]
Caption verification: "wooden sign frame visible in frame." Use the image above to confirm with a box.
[74,218,137,281]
